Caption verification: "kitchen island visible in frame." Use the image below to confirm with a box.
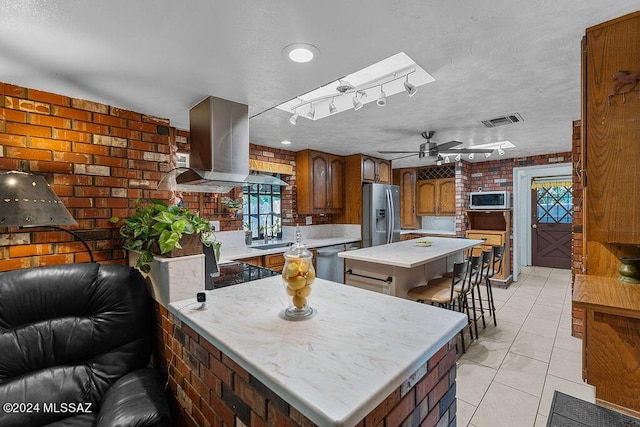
[339,236,483,298]
[161,277,466,426]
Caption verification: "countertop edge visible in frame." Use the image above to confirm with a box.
[223,237,361,260]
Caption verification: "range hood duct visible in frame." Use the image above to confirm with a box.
[160,96,288,194]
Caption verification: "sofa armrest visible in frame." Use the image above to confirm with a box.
[97,368,170,427]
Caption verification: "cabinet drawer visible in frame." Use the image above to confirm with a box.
[466,232,503,246]
[264,253,285,269]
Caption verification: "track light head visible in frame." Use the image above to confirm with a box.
[329,98,337,115]
[498,148,505,156]
[289,111,298,125]
[454,153,461,162]
[377,86,387,106]
[444,156,450,164]
[468,153,475,160]
[353,95,363,111]
[306,104,315,119]
[404,75,417,97]
[485,152,492,158]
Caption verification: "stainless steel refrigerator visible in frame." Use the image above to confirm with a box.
[362,183,400,247]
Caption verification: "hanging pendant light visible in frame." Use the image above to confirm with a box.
[404,75,417,97]
[377,85,387,106]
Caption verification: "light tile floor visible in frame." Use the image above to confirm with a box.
[455,266,596,427]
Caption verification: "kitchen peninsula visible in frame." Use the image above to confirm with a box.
[163,277,466,426]
[339,237,483,298]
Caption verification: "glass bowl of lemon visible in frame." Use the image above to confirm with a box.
[281,229,316,319]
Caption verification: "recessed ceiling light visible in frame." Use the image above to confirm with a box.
[281,140,292,145]
[282,43,320,63]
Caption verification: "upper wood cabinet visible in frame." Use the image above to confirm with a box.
[362,156,391,184]
[584,11,640,245]
[416,178,455,216]
[296,150,345,214]
[393,168,419,229]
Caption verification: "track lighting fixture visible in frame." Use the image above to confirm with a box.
[498,147,505,156]
[454,153,461,162]
[377,85,387,106]
[468,153,475,160]
[404,74,417,97]
[329,97,337,114]
[289,110,298,125]
[306,103,315,119]
[444,156,450,164]
[353,94,363,111]
[485,152,492,158]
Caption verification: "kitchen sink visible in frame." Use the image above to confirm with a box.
[251,242,293,250]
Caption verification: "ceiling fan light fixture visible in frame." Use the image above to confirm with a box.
[468,153,475,160]
[404,75,417,97]
[289,111,298,125]
[376,86,387,106]
[454,153,461,162]
[329,97,337,115]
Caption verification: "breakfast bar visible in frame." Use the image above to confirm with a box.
[162,277,466,426]
[339,236,483,299]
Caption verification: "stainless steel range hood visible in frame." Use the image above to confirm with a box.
[159,96,287,194]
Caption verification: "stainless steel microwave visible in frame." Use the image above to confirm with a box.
[469,191,510,210]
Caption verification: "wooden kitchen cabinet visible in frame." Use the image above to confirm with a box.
[362,155,391,184]
[465,209,511,283]
[416,178,455,216]
[296,150,345,214]
[243,249,317,273]
[584,12,640,246]
[573,274,640,417]
[393,168,419,229]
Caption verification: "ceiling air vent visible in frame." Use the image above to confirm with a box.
[481,113,524,128]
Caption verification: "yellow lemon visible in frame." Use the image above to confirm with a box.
[305,269,316,285]
[285,262,299,278]
[296,284,312,298]
[299,260,310,273]
[285,285,297,296]
[287,275,307,291]
[292,295,307,309]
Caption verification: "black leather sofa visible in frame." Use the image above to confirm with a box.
[0,263,170,426]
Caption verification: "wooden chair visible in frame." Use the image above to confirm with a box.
[407,262,470,352]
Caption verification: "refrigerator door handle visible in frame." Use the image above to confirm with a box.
[386,188,393,244]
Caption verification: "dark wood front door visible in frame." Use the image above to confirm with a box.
[532,184,573,269]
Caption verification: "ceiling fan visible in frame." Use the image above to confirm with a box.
[378,131,494,161]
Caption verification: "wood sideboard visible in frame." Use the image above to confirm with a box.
[572,274,640,417]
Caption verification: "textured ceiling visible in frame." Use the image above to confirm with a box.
[1,1,638,167]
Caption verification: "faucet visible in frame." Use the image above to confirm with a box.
[264,212,275,244]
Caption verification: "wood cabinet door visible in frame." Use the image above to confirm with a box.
[400,169,418,228]
[328,155,345,212]
[311,152,328,212]
[585,12,640,243]
[362,156,377,182]
[438,178,456,214]
[416,180,437,215]
[377,160,391,184]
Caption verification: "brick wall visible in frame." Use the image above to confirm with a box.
[153,301,458,426]
[0,82,330,272]
[571,120,584,338]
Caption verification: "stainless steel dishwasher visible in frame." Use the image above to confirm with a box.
[317,242,360,284]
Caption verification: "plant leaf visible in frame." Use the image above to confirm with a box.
[159,230,181,254]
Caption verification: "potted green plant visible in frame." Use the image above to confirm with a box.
[110,199,213,273]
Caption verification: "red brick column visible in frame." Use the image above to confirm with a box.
[153,302,458,427]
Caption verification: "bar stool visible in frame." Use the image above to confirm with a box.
[407,262,470,352]
[484,244,505,326]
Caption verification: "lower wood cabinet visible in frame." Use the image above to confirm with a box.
[240,249,318,273]
[573,274,640,417]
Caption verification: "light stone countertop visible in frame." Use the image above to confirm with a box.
[169,277,466,427]
[338,236,483,269]
[220,236,361,262]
